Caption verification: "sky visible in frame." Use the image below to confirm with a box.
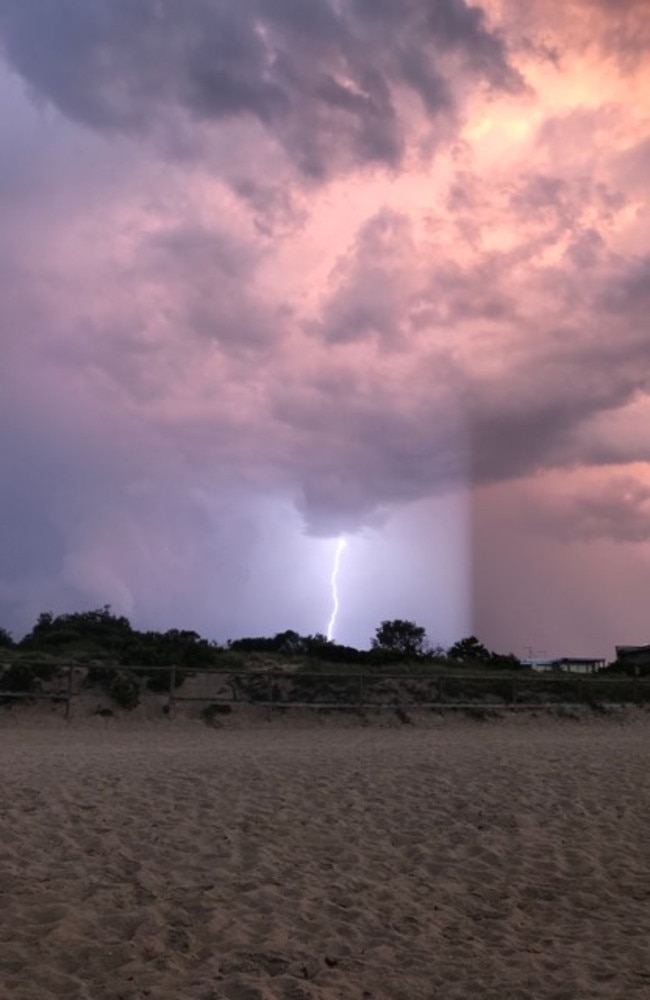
[0,0,649,658]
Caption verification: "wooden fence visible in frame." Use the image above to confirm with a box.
[1,663,650,719]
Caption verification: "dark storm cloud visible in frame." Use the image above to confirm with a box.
[305,195,650,516]
[466,264,650,485]
[272,364,465,534]
[465,259,650,485]
[0,0,522,178]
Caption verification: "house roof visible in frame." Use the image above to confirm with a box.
[522,656,605,667]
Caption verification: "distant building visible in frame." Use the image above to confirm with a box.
[521,656,606,674]
[615,645,650,672]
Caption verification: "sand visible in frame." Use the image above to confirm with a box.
[1,710,649,1000]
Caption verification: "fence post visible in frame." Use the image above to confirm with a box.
[64,664,74,721]
[267,669,273,721]
[358,673,365,715]
[511,676,518,706]
[168,664,177,719]
[438,676,445,704]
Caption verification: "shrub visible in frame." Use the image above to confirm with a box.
[86,663,119,686]
[21,607,133,657]
[144,667,188,692]
[201,703,232,726]
[1,662,38,695]
[85,664,140,710]
[107,671,140,710]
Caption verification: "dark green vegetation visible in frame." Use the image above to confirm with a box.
[372,619,427,657]
[0,608,648,712]
[0,607,218,708]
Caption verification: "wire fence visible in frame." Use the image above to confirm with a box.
[1,662,649,719]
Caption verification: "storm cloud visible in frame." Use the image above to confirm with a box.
[0,0,521,177]
[0,0,649,653]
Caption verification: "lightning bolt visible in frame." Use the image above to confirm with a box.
[326,537,347,642]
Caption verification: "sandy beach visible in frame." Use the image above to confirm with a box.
[1,711,649,1000]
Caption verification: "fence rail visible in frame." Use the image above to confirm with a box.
[1,663,649,720]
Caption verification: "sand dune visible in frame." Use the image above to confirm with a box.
[1,712,649,999]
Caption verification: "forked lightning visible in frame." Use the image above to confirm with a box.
[326,537,347,641]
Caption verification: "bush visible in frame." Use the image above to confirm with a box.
[201,703,232,726]
[1,662,38,695]
[145,668,187,693]
[583,679,637,704]
[107,671,140,710]
[86,663,119,685]
[21,607,133,657]
[366,647,407,668]
[0,661,58,697]
[85,664,140,710]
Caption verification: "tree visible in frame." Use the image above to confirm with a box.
[0,627,14,648]
[20,606,133,654]
[447,635,491,664]
[273,630,306,655]
[372,619,427,657]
